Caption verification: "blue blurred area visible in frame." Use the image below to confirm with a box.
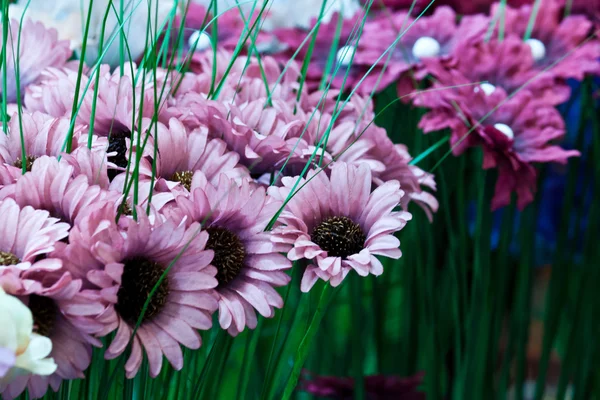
[468,78,598,266]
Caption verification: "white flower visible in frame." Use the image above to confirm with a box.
[0,288,56,387]
[10,0,177,66]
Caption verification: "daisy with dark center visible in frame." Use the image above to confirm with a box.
[170,171,292,336]
[82,208,218,378]
[0,156,118,233]
[0,199,69,290]
[2,272,105,400]
[0,112,97,180]
[116,118,250,195]
[0,200,103,399]
[269,163,412,292]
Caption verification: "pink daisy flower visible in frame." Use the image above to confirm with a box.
[297,92,438,219]
[24,67,79,118]
[84,210,218,378]
[1,270,104,399]
[0,19,71,102]
[0,198,69,292]
[489,2,600,81]
[416,73,579,210]
[114,117,250,195]
[0,156,117,230]
[274,12,369,91]
[175,2,273,58]
[428,36,571,105]
[269,163,412,292]
[0,112,94,180]
[171,172,292,336]
[354,7,486,95]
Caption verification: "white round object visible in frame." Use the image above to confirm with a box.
[188,30,213,52]
[494,123,514,140]
[525,38,546,62]
[411,37,441,60]
[336,45,356,67]
[479,83,496,96]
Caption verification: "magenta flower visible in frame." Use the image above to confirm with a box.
[170,172,292,336]
[269,163,412,292]
[1,272,104,399]
[300,370,426,400]
[175,2,273,58]
[416,72,579,210]
[0,19,71,102]
[430,36,571,105]
[489,2,600,81]
[274,12,368,91]
[115,118,250,195]
[354,7,486,95]
[83,209,218,378]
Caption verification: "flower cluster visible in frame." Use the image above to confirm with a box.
[0,16,431,398]
[264,0,598,210]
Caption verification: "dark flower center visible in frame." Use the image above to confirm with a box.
[0,251,20,265]
[311,216,366,259]
[118,200,132,216]
[107,128,131,182]
[29,294,58,337]
[13,155,37,172]
[170,170,194,191]
[115,257,170,325]
[206,226,245,287]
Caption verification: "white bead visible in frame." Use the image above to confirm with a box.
[336,45,356,67]
[411,37,441,60]
[525,38,546,62]
[188,30,212,52]
[480,83,496,96]
[494,123,514,140]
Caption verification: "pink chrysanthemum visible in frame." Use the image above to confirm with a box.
[112,118,250,194]
[269,163,412,292]
[0,198,69,291]
[170,172,292,336]
[24,67,80,118]
[296,92,438,219]
[0,112,95,181]
[274,12,369,91]
[354,7,486,95]
[0,19,71,102]
[415,73,579,210]
[1,270,104,400]
[0,156,117,237]
[428,36,571,105]
[489,2,600,81]
[84,210,218,378]
[177,50,301,105]
[175,2,273,59]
